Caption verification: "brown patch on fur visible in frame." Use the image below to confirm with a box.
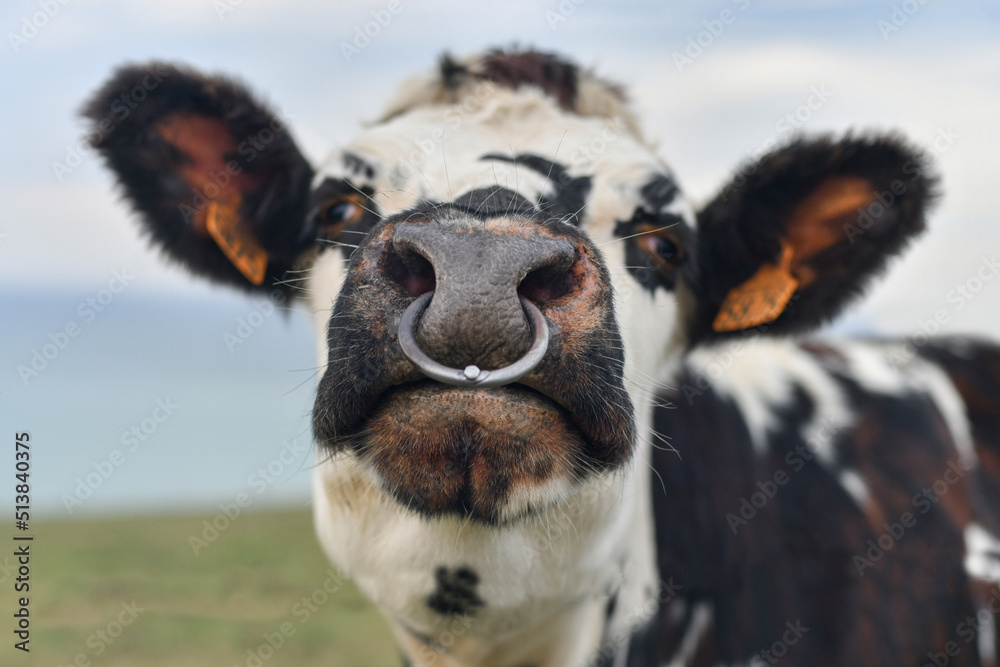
[479,50,578,111]
[362,383,580,521]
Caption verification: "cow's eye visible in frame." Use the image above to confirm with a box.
[653,237,678,262]
[637,228,684,268]
[314,196,367,243]
[321,199,363,225]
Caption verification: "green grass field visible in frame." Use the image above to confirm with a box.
[3,509,399,667]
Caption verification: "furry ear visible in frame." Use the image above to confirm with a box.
[83,62,315,294]
[687,134,938,343]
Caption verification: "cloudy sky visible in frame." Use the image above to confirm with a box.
[2,1,998,516]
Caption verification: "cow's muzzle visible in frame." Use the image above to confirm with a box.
[313,211,636,523]
[398,291,549,388]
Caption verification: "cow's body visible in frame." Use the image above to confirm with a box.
[85,49,1000,666]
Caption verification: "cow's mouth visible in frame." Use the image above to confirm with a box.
[346,380,585,523]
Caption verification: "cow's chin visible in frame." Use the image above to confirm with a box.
[357,381,582,524]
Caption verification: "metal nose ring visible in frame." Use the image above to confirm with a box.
[397,291,549,388]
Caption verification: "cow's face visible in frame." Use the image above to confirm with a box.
[85,50,934,531]
[304,69,697,523]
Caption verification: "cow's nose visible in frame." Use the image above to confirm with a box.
[389,222,575,374]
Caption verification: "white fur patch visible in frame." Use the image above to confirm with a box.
[980,608,998,667]
[313,453,639,664]
[837,469,870,507]
[685,338,853,466]
[965,523,1000,583]
[833,341,978,471]
[666,601,712,667]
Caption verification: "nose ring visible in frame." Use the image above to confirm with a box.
[397,291,549,388]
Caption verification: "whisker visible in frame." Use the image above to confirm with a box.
[599,222,680,247]
[317,239,360,250]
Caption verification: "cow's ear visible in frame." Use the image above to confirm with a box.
[83,62,315,294]
[688,134,937,343]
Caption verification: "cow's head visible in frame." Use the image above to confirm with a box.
[85,50,934,529]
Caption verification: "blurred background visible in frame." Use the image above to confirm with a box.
[0,1,998,663]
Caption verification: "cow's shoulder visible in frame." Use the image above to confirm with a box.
[633,336,991,665]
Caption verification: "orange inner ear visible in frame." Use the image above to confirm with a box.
[786,176,874,285]
[205,199,268,286]
[155,114,262,233]
[155,114,269,285]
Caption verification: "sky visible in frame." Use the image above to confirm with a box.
[2,0,999,518]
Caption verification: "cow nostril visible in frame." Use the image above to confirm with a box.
[518,263,573,303]
[387,247,436,297]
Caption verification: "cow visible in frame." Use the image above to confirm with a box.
[84,49,1000,666]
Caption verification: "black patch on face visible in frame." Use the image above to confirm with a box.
[451,186,537,218]
[480,153,591,226]
[613,174,696,294]
[604,590,618,622]
[427,566,485,616]
[342,151,376,180]
[640,174,680,212]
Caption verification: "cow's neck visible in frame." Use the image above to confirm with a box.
[312,448,658,666]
